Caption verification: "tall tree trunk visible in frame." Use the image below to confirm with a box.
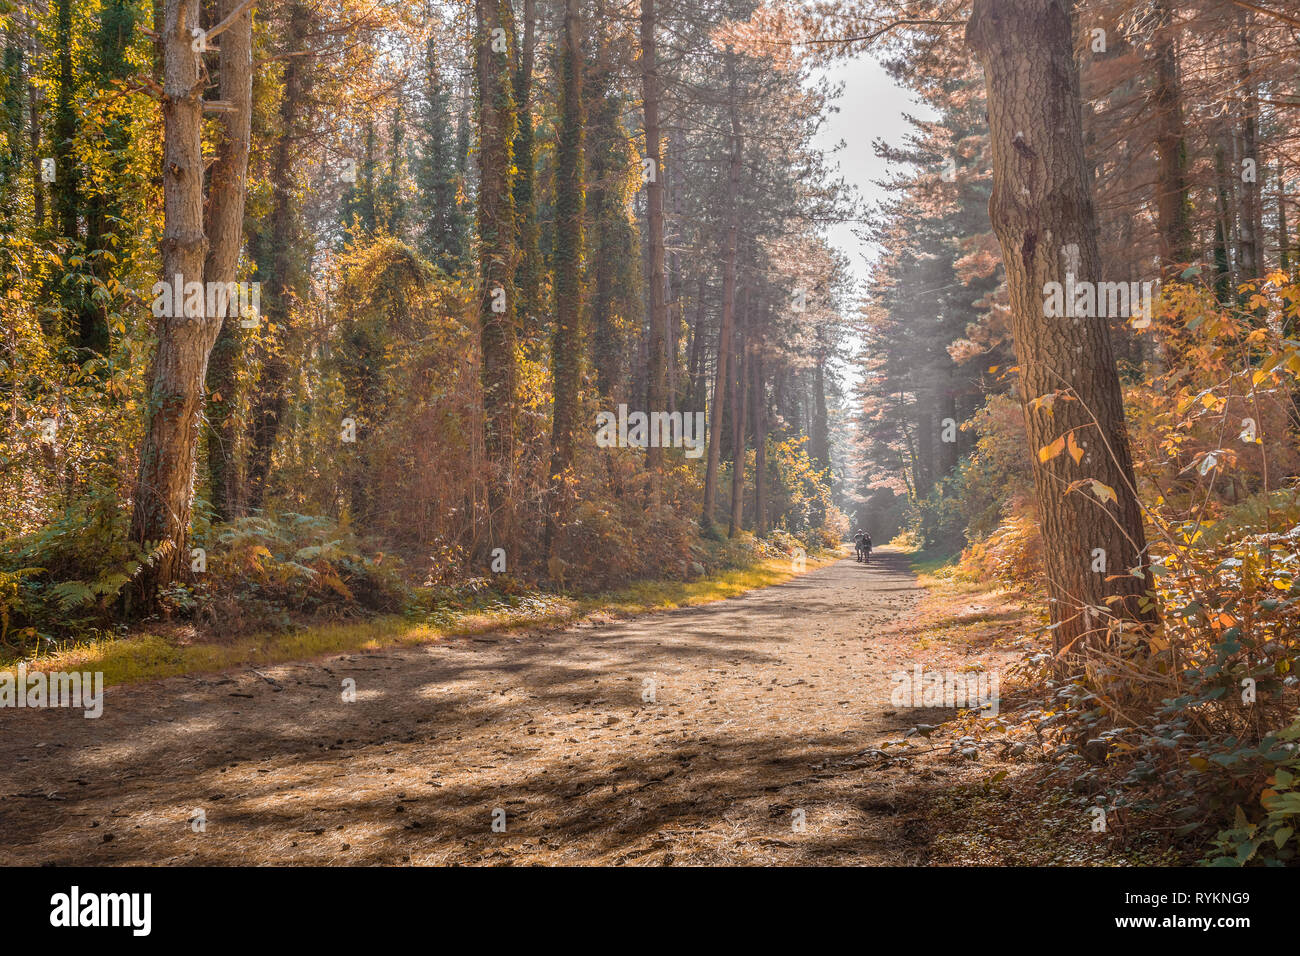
[915,397,934,499]
[84,0,137,359]
[475,0,519,544]
[52,0,108,355]
[939,387,959,476]
[243,0,308,513]
[512,0,540,343]
[51,0,79,247]
[587,4,629,401]
[23,6,43,238]
[129,0,251,607]
[729,331,749,537]
[1150,0,1192,269]
[688,271,707,411]
[1213,141,1235,300]
[811,358,829,471]
[27,76,43,238]
[667,130,684,415]
[0,39,24,262]
[753,343,766,537]
[202,0,254,521]
[1279,161,1291,274]
[641,0,667,481]
[807,366,825,526]
[702,48,741,528]
[1235,9,1262,280]
[967,0,1156,659]
[548,0,584,550]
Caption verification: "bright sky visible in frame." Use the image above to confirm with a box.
[809,54,933,395]
[811,54,930,292]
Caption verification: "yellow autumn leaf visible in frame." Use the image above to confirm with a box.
[1067,431,1084,465]
[1089,480,1117,504]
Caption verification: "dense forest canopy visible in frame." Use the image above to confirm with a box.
[1,0,856,623]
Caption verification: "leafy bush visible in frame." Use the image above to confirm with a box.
[186,513,411,632]
[915,467,973,552]
[995,275,1300,863]
[957,504,1043,588]
[912,392,1038,559]
[1205,729,1300,866]
[766,436,837,536]
[0,492,153,653]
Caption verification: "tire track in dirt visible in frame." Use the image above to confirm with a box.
[0,549,936,865]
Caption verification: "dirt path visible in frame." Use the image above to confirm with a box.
[0,550,956,866]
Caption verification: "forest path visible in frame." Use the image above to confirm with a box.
[0,550,949,865]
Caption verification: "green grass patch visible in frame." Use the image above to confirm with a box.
[908,549,960,581]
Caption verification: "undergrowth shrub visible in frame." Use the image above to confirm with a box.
[913,392,1040,564]
[0,491,153,653]
[956,503,1043,588]
[981,276,1300,865]
[183,513,411,634]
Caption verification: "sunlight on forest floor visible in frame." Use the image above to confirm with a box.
[7,552,844,689]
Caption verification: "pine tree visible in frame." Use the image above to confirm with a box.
[415,36,468,272]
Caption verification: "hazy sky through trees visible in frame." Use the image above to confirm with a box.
[810,53,932,390]
[812,55,929,285]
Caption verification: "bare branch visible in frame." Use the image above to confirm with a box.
[207,0,257,42]
[1227,0,1300,29]
[803,18,967,45]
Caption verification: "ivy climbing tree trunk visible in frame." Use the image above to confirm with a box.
[967,0,1156,660]
[203,0,254,520]
[512,0,540,338]
[587,1,634,401]
[548,0,584,550]
[475,0,519,546]
[641,0,667,483]
[243,0,307,513]
[52,0,107,356]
